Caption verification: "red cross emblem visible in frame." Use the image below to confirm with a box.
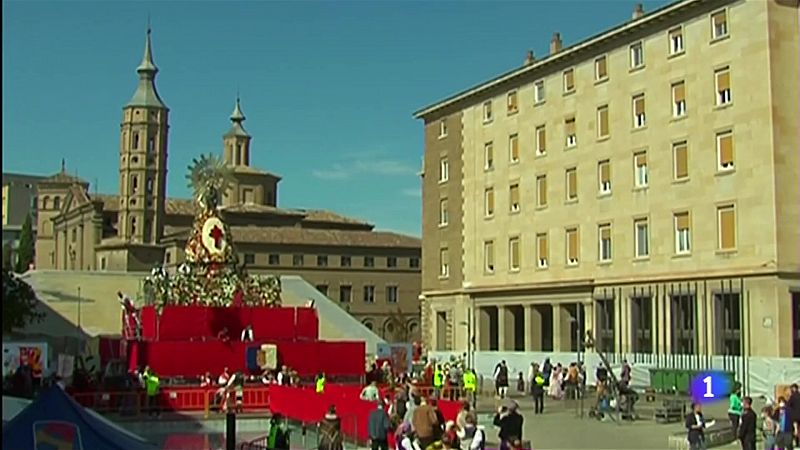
[208,225,224,249]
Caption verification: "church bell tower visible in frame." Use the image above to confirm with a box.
[118,26,169,243]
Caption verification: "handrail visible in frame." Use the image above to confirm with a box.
[241,413,362,450]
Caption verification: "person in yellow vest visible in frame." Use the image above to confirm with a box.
[144,369,160,417]
[463,369,477,406]
[433,365,444,399]
[315,372,326,394]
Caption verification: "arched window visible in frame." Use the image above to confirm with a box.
[131,175,139,193]
[53,197,61,210]
[132,132,140,150]
[361,319,374,331]
[130,217,137,235]
[42,196,50,210]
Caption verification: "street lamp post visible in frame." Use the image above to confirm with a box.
[77,286,82,332]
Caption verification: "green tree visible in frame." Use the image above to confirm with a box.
[2,268,44,334]
[386,308,410,342]
[2,242,12,270]
[14,214,34,273]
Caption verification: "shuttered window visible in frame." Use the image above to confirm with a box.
[598,160,611,193]
[598,224,612,262]
[565,117,577,146]
[536,233,548,268]
[484,142,494,170]
[563,68,575,92]
[566,168,578,200]
[718,205,736,250]
[566,228,579,264]
[507,91,519,114]
[536,175,547,207]
[484,188,495,216]
[673,142,688,179]
[595,56,608,80]
[715,68,731,105]
[597,106,609,138]
[509,134,520,162]
[672,81,686,117]
[717,132,734,170]
[536,126,546,154]
[484,240,495,273]
[633,95,646,127]
[509,183,520,212]
[509,237,521,271]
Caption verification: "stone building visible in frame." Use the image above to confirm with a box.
[414,0,799,357]
[32,28,421,341]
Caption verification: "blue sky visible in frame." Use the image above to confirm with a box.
[2,0,669,237]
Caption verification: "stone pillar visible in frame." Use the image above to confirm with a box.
[525,305,543,351]
[477,307,491,351]
[582,300,595,349]
[498,305,507,351]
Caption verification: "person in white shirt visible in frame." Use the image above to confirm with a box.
[360,381,380,403]
[457,413,486,450]
[241,325,254,342]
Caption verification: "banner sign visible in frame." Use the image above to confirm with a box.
[376,343,413,375]
[2,342,49,378]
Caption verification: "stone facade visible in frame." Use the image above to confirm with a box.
[415,0,800,357]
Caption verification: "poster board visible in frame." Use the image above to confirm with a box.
[2,342,49,378]
[376,343,413,375]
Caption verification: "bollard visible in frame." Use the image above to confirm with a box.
[226,412,236,450]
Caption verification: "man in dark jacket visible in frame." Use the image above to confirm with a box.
[787,384,800,446]
[737,396,756,450]
[493,402,523,450]
[530,365,545,414]
[685,403,707,450]
[368,403,392,450]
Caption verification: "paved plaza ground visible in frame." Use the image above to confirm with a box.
[471,392,740,450]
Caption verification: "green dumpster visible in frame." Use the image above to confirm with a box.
[649,369,665,392]
[662,369,678,392]
[675,370,692,394]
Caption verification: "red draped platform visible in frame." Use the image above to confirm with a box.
[126,305,364,378]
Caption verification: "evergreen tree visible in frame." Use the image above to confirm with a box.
[15,213,34,273]
[2,268,44,334]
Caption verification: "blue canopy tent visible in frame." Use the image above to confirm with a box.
[2,386,156,450]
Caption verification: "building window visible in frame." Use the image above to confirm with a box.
[673,141,689,180]
[717,204,736,250]
[484,187,495,217]
[317,255,328,267]
[439,248,449,278]
[509,183,520,213]
[536,233,548,268]
[363,285,375,303]
[792,294,800,357]
[293,254,304,266]
[484,142,494,170]
[339,285,352,303]
[716,131,734,171]
[387,257,397,268]
[594,56,608,81]
[316,284,328,297]
[72,228,77,243]
[147,137,155,153]
[482,101,493,123]
[597,105,609,139]
[131,175,139,193]
[53,196,61,210]
[130,217,137,235]
[634,152,648,188]
[508,134,519,163]
[484,240,495,273]
[631,296,653,353]
[534,80,545,104]
[563,68,575,93]
[598,224,612,262]
[669,82,687,118]
[439,120,448,138]
[714,292,741,355]
[565,117,577,147]
[132,132,140,150]
[711,9,728,40]
[386,286,399,303]
[242,188,254,204]
[244,253,255,264]
[341,255,352,267]
[535,125,546,156]
[630,41,644,69]
[509,237,520,272]
[715,67,732,106]
[566,228,579,266]
[506,90,519,115]
[671,293,697,354]
[409,257,420,268]
[439,198,449,226]
[536,175,547,208]
[364,256,375,267]
[632,94,646,128]
[674,212,691,254]
[42,196,50,210]
[146,178,154,194]
[268,254,280,265]
[565,168,578,201]
[598,160,611,194]
[668,27,684,55]
[634,218,649,258]
[439,157,449,183]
